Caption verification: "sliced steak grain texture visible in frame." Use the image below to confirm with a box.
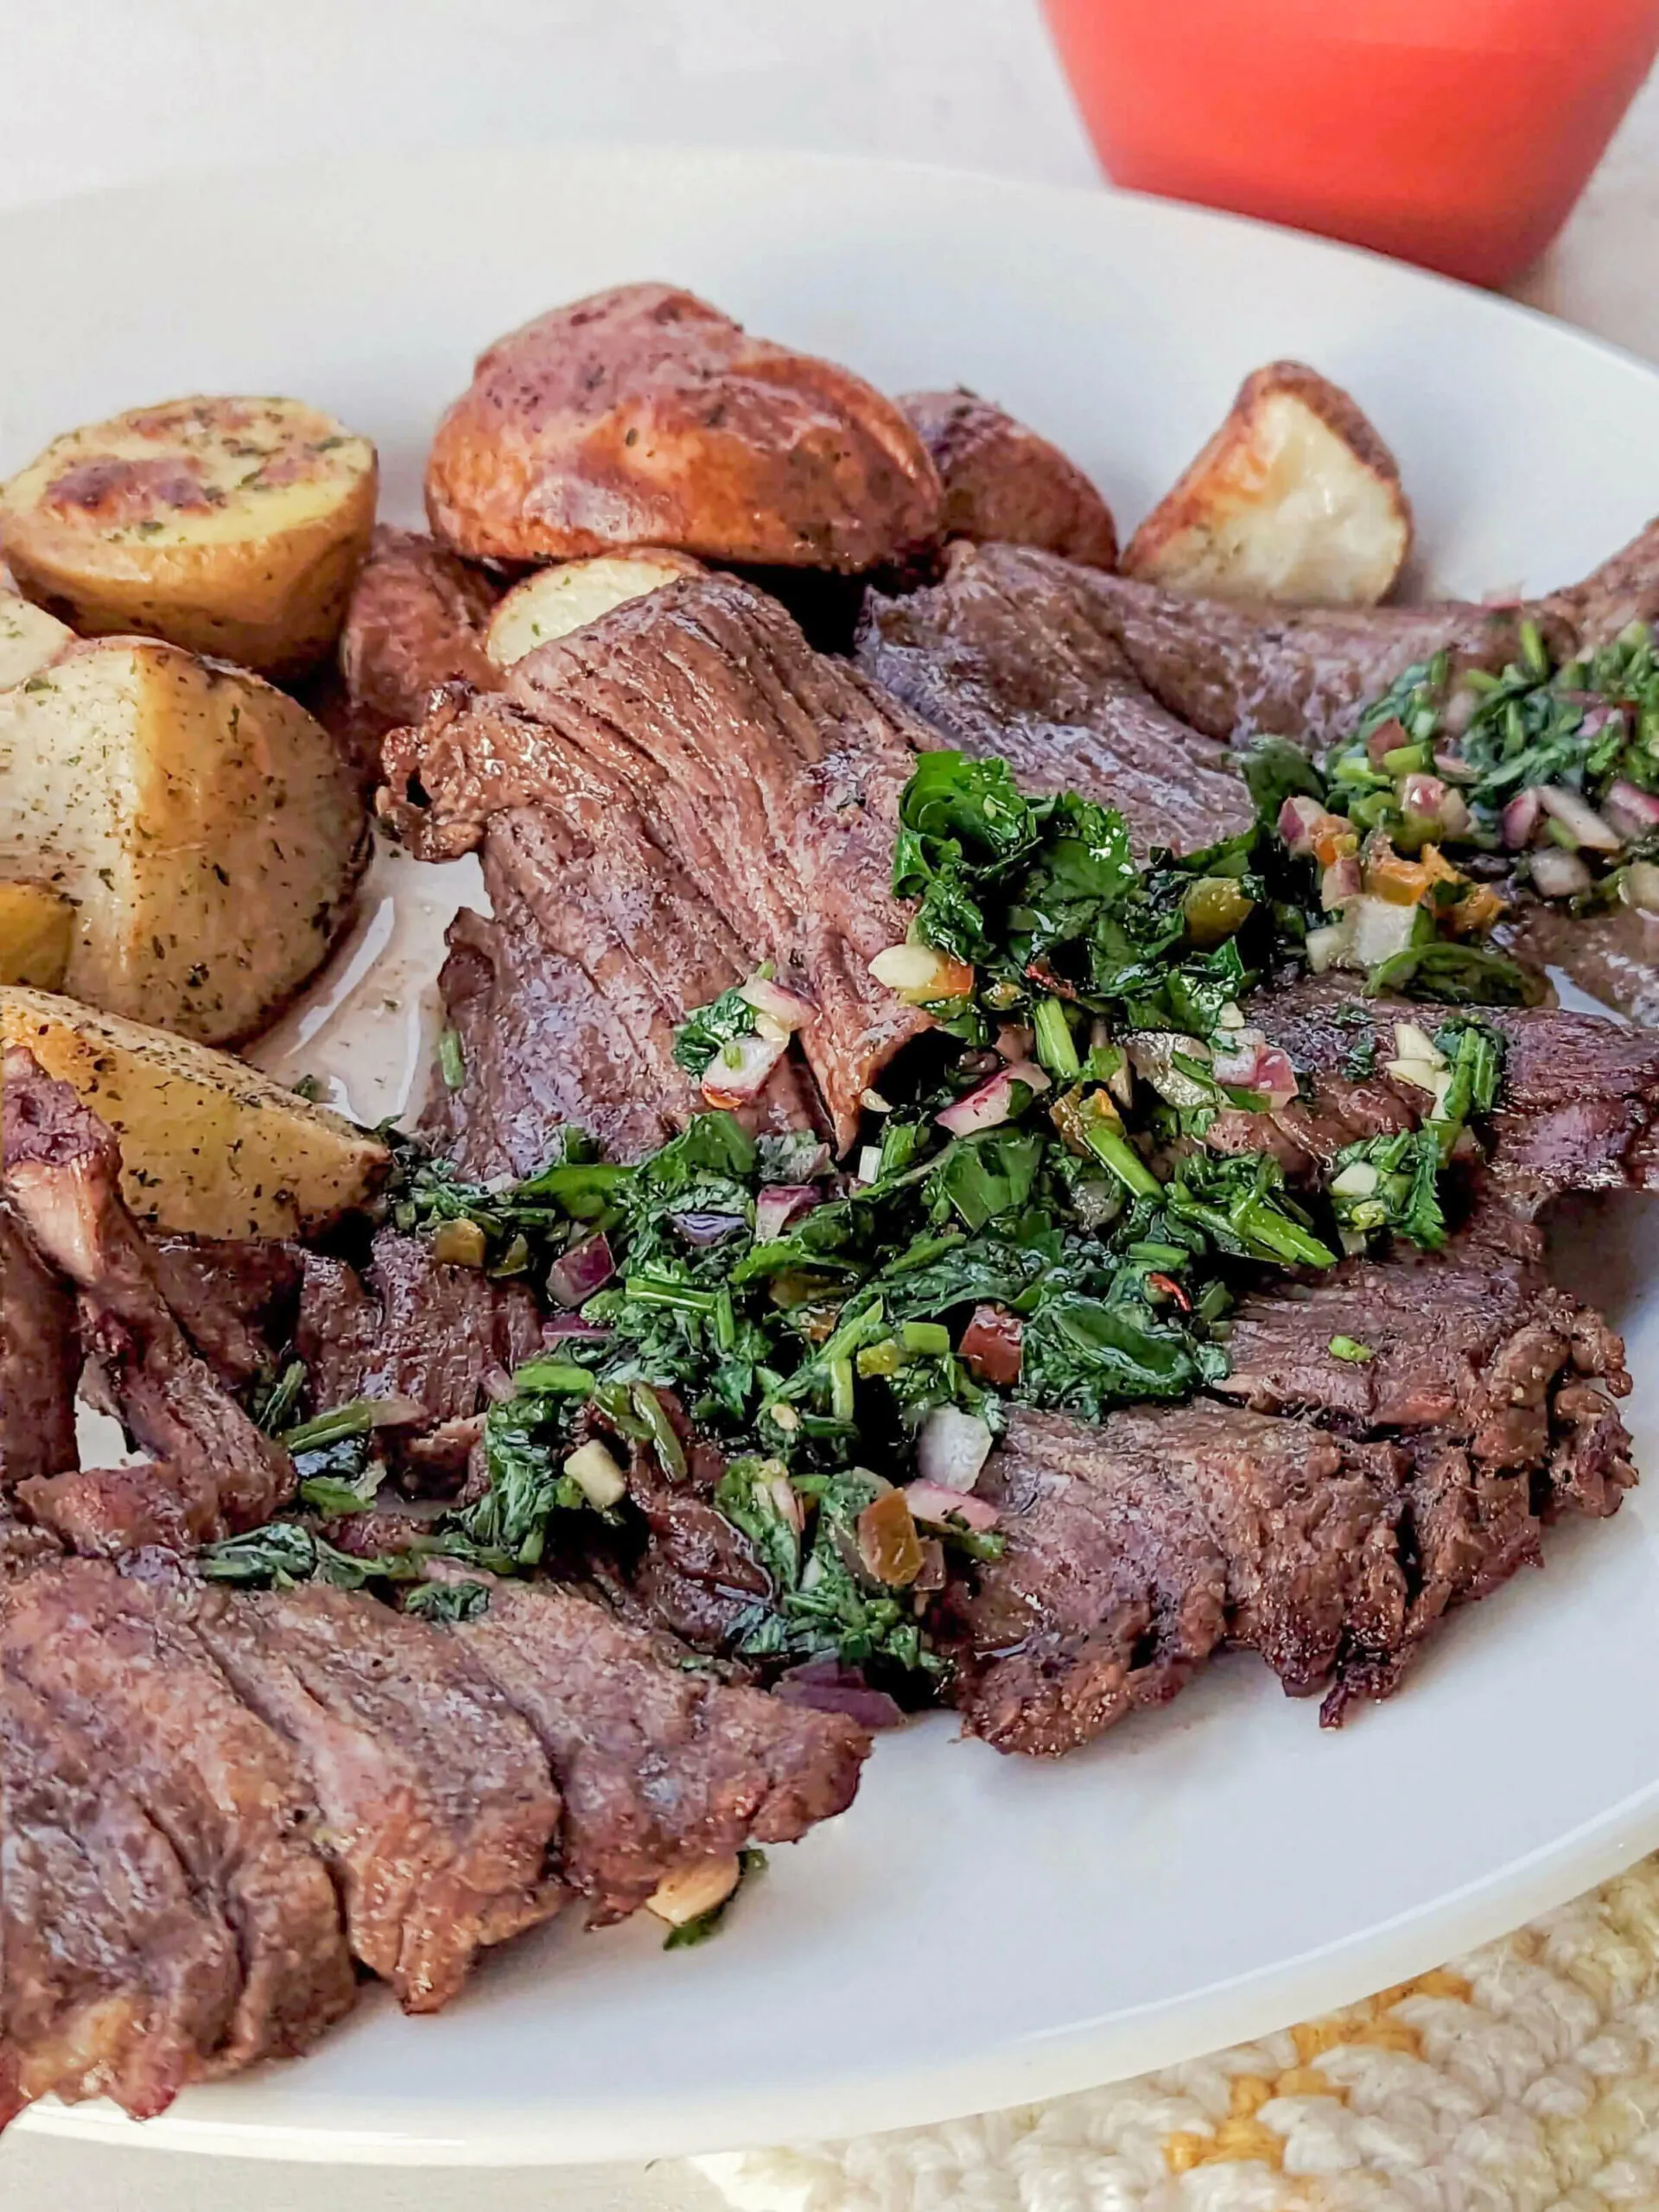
[0,1672,243,2131]
[0,1199,79,1490]
[0,1560,355,2072]
[938,1407,1230,1757]
[382,574,931,1150]
[448,1576,869,1921]
[183,1581,563,2012]
[856,541,1254,851]
[148,1234,302,1390]
[1242,977,1659,1211]
[1069,516,1659,749]
[296,1230,540,1476]
[427,799,818,1177]
[1218,1219,1633,1491]
[3,1050,294,1536]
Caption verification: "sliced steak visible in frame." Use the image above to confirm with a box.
[1499,899,1659,1036]
[0,1199,78,1489]
[383,574,931,1150]
[0,1672,244,2131]
[446,1576,869,1922]
[1217,1219,1634,1491]
[1,1560,355,2072]
[340,525,501,735]
[0,1503,60,1583]
[1060,517,1659,749]
[856,541,1254,850]
[429,800,817,1177]
[3,1051,293,1536]
[296,1230,541,1477]
[938,1407,1230,1757]
[1240,976,1659,1210]
[148,1235,302,1389]
[182,1581,563,2012]
[17,1460,219,1560]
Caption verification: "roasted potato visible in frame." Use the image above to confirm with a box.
[899,391,1118,568]
[0,637,366,1044]
[0,986,386,1237]
[0,585,73,689]
[484,550,702,668]
[1,396,377,677]
[0,881,73,988]
[1122,362,1412,606]
[425,283,942,572]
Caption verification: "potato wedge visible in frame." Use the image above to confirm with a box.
[0,586,73,689]
[0,637,366,1044]
[426,283,942,571]
[484,551,702,668]
[0,881,74,988]
[899,391,1118,569]
[1122,363,1412,606]
[1,396,377,677]
[0,985,386,1236]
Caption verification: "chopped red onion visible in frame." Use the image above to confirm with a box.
[1277,795,1326,855]
[1537,784,1621,852]
[739,972,817,1029]
[671,1211,747,1247]
[1319,853,1362,909]
[1211,1037,1297,1109]
[1433,747,1476,781]
[995,1023,1036,1063]
[935,1059,1049,1137]
[905,1478,1000,1533]
[914,1405,994,1492]
[701,1032,787,1107]
[1529,846,1593,898]
[773,1661,906,1730]
[1438,789,1473,838]
[542,1314,613,1343]
[1603,779,1659,841]
[548,1230,615,1309]
[1502,787,1544,849]
[1364,715,1409,767]
[754,1184,820,1241]
[1399,772,1448,818]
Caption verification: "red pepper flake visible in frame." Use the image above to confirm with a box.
[1146,1272,1192,1313]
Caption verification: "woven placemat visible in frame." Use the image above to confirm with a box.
[693,1855,1659,2210]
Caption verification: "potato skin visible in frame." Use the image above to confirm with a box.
[900,391,1118,569]
[1122,361,1413,606]
[0,638,367,1044]
[1,396,378,678]
[425,283,943,571]
[0,985,386,1237]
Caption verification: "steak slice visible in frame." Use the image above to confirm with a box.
[182,1581,563,2012]
[1217,1218,1634,1492]
[148,1234,302,1390]
[296,1230,542,1478]
[0,1199,78,1489]
[1,1560,355,2072]
[1240,976,1659,1211]
[856,542,1254,851]
[0,1672,243,2132]
[383,574,931,1150]
[1061,517,1659,749]
[937,1408,1230,1757]
[446,1577,870,1922]
[3,1051,293,1536]
[17,1460,218,1560]
[1498,898,1659,1037]
[429,800,818,1177]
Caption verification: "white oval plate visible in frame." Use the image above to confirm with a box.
[7,148,1659,2167]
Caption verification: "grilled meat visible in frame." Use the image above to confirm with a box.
[856,540,1254,849]
[382,574,931,1152]
[0,1198,78,1490]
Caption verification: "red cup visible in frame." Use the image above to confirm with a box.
[1043,0,1659,287]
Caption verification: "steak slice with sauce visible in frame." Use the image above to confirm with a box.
[856,540,1255,851]
[0,1560,356,2075]
[445,1576,870,1922]
[181,1580,564,2012]
[383,574,931,1151]
[1237,976,1659,1211]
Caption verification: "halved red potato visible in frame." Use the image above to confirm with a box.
[484,551,703,667]
[899,391,1118,568]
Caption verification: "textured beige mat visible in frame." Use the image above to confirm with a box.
[696,1856,1659,2210]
